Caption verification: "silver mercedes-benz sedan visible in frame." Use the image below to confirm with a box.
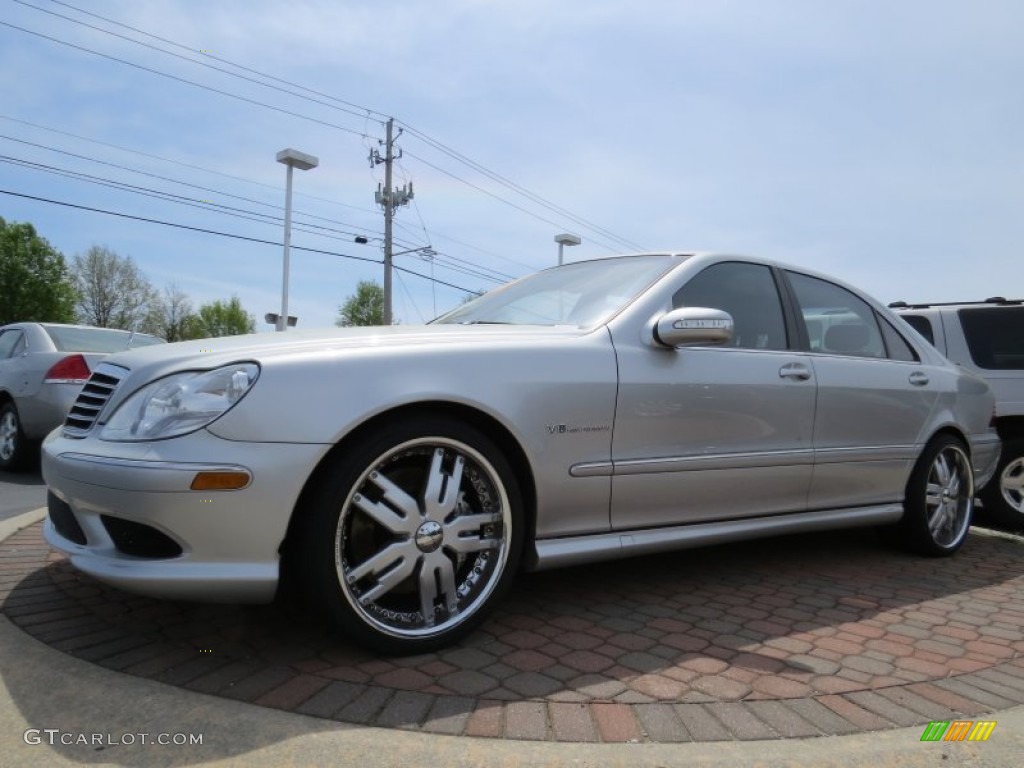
[42,253,1001,654]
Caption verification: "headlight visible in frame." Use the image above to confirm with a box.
[100,363,259,442]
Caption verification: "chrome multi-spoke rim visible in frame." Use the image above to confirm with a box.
[0,411,17,462]
[925,445,973,547]
[999,457,1024,515]
[335,437,511,639]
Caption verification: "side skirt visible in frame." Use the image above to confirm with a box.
[530,504,904,571]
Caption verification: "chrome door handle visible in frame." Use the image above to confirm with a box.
[909,371,929,387]
[779,363,812,381]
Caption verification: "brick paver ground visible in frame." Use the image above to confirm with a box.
[2,522,1023,742]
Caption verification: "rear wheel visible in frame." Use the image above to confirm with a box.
[0,402,33,472]
[980,439,1024,529]
[294,416,524,655]
[898,435,974,556]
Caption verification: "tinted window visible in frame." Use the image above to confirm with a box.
[673,262,788,350]
[959,307,1024,370]
[900,314,935,345]
[0,330,23,359]
[879,317,918,362]
[42,326,165,352]
[787,272,886,358]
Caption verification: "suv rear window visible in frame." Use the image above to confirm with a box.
[900,314,935,345]
[958,307,1024,370]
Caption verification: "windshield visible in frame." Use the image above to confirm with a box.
[434,255,681,327]
[43,325,167,352]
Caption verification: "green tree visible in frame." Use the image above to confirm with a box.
[185,296,255,339]
[141,284,196,342]
[0,217,76,325]
[336,280,384,327]
[72,245,156,329]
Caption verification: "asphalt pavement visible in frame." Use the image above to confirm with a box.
[0,467,46,521]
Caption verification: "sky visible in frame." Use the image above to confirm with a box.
[1,0,1023,330]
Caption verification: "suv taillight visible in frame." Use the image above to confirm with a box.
[44,354,91,383]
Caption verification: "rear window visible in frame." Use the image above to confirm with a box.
[958,307,1024,370]
[42,326,166,353]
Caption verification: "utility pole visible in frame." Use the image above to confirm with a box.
[370,118,413,325]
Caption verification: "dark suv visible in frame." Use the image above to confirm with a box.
[892,299,1023,526]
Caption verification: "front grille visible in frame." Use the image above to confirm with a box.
[63,362,128,437]
[101,516,183,559]
[48,492,86,545]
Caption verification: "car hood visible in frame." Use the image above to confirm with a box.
[99,324,589,376]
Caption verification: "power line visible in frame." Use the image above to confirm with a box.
[0,114,381,216]
[399,123,647,251]
[3,148,514,286]
[14,0,381,124]
[9,4,643,253]
[402,147,628,253]
[0,133,381,240]
[0,20,375,140]
[0,188,476,293]
[0,114,528,277]
[46,0,391,121]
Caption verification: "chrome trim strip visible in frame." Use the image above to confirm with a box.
[54,453,253,493]
[570,461,614,478]
[813,445,918,464]
[58,453,251,475]
[611,449,815,475]
[532,504,904,571]
[570,446,917,478]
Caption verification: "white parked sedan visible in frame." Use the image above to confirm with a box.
[42,253,1001,654]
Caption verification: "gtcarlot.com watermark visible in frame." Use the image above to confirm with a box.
[24,729,203,746]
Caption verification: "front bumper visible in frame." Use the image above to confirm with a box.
[41,429,328,603]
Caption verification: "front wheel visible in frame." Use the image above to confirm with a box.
[898,435,974,556]
[294,417,524,655]
[979,438,1024,529]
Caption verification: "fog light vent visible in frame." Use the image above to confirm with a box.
[48,492,86,545]
[101,516,183,559]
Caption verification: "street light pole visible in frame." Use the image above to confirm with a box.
[554,233,581,266]
[275,148,319,332]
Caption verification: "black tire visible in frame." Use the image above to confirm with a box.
[897,434,974,557]
[979,438,1024,530]
[293,416,525,655]
[0,401,34,472]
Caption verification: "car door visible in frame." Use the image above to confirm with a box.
[609,261,817,529]
[783,270,940,509]
[0,328,26,395]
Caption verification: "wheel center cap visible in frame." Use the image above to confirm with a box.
[415,521,444,553]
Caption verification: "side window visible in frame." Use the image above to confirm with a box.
[900,314,935,345]
[0,330,23,360]
[787,272,886,359]
[673,262,788,350]
[959,307,1024,370]
[879,317,918,362]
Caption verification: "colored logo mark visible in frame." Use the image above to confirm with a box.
[920,720,996,742]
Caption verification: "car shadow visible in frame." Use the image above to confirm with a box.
[1,523,1023,763]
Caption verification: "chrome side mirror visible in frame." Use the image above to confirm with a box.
[653,307,734,348]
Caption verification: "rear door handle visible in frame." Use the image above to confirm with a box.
[779,363,812,381]
[909,371,929,387]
